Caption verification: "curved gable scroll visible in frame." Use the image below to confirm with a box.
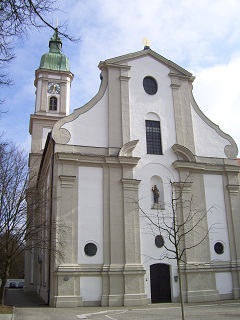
[52,69,108,144]
[172,144,196,162]
[119,140,139,157]
[190,92,238,159]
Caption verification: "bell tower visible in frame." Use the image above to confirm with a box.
[29,29,73,155]
[26,30,73,293]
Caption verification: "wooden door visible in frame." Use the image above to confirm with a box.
[150,263,171,303]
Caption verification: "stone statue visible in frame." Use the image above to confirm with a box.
[152,185,159,204]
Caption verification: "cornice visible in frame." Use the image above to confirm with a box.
[119,75,131,82]
[35,68,74,85]
[121,179,141,192]
[101,49,193,78]
[180,261,240,273]
[29,113,64,134]
[56,264,146,276]
[98,61,131,70]
[59,175,76,188]
[169,71,195,82]
[173,160,240,174]
[227,185,240,194]
[56,152,140,167]
[173,181,193,193]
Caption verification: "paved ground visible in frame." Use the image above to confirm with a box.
[3,288,240,320]
[5,288,47,308]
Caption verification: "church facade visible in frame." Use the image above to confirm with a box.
[25,31,240,307]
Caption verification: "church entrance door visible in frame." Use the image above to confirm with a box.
[150,263,171,303]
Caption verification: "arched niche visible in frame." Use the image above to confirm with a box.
[150,175,165,210]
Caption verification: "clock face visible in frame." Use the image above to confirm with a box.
[48,82,60,94]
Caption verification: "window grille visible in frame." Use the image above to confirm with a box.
[146,120,162,154]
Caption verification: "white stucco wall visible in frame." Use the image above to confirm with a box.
[42,127,51,149]
[204,174,233,295]
[191,106,229,158]
[128,55,180,301]
[35,78,42,112]
[80,276,102,302]
[204,174,230,262]
[65,77,71,115]
[135,163,179,300]
[215,272,233,296]
[78,166,103,264]
[129,56,177,164]
[63,88,109,147]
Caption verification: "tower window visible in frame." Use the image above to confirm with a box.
[49,97,58,111]
[146,120,162,154]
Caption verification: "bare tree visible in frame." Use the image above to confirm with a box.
[0,0,79,103]
[0,140,65,305]
[137,177,218,320]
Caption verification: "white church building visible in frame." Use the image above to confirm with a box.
[25,30,240,307]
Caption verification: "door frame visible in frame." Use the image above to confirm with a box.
[150,263,172,303]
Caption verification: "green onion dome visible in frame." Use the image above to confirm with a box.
[39,29,70,72]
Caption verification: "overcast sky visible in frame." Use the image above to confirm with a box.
[1,0,240,156]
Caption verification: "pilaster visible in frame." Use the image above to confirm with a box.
[170,73,195,154]
[226,183,240,298]
[53,264,82,307]
[121,178,148,306]
[174,174,219,302]
[52,174,81,307]
[58,174,77,263]
[120,70,131,145]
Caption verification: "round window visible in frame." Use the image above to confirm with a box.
[143,76,158,95]
[84,243,97,256]
[214,242,224,254]
[155,235,164,248]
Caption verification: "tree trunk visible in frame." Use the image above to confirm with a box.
[0,277,7,306]
[177,258,185,320]
[0,261,10,306]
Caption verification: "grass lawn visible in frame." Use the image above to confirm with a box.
[0,305,13,314]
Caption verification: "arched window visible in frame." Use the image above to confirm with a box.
[145,120,162,155]
[49,96,57,111]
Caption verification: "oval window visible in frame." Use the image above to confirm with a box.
[143,76,158,95]
[155,235,164,248]
[214,242,224,254]
[84,243,97,256]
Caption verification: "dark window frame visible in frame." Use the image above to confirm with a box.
[84,243,97,257]
[145,120,163,155]
[143,76,158,95]
[214,242,224,254]
[49,96,58,111]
